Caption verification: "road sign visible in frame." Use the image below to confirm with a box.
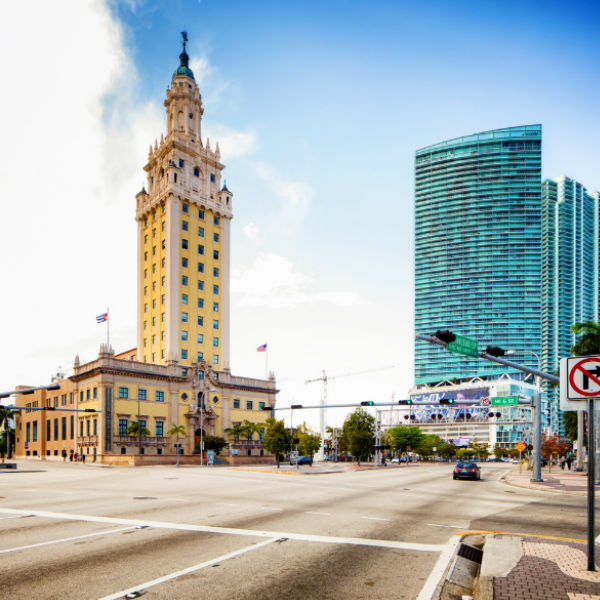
[206,450,215,465]
[479,396,490,406]
[561,356,600,409]
[447,335,479,358]
[515,442,526,452]
[492,396,519,406]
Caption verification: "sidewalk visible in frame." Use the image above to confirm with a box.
[503,465,599,495]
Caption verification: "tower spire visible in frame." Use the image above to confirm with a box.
[173,31,195,81]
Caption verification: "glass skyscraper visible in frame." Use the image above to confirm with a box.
[541,176,600,433]
[414,125,542,385]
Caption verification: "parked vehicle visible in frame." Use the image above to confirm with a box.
[290,455,313,466]
[453,461,481,480]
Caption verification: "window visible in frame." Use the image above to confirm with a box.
[182,330,188,341]
[210,173,215,183]
[213,285,219,295]
[152,282,156,291]
[161,313,165,322]
[246,400,253,410]
[213,267,219,277]
[182,312,188,323]
[26,422,30,442]
[152,245,156,255]
[46,420,51,441]
[161,239,165,249]
[80,420,84,436]
[198,244,204,255]
[193,167,200,177]
[80,391,83,402]
[181,349,188,359]
[162,258,165,268]
[144,268,147,278]
[62,417,67,440]
[161,294,165,305]
[197,352,204,361]
[153,228,156,238]
[152,299,156,309]
[144,234,148,243]
[54,419,59,440]
[213,302,219,312]
[197,316,204,326]
[214,216,219,225]
[197,333,204,343]
[182,258,188,268]
[121,447,126,455]
[144,303,147,313]
[199,209,204,219]
[139,420,147,437]
[213,354,219,365]
[152,317,156,326]
[182,239,188,249]
[213,233,219,243]
[144,286,147,296]
[197,262,204,273]
[197,280,204,291]
[182,221,188,231]
[152,263,156,273]
[93,387,97,399]
[213,337,219,347]
[70,415,74,438]
[179,159,184,168]
[161,331,165,340]
[155,421,164,437]
[161,276,165,286]
[213,320,219,330]
[198,298,204,309]
[155,390,165,402]
[138,388,147,400]
[144,251,148,261]
[198,226,204,237]
[182,203,189,213]
[182,276,188,286]
[182,294,188,305]
[119,387,128,399]
[233,398,240,409]
[213,250,219,259]
[259,401,266,411]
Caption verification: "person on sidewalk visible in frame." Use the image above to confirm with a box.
[82,453,86,464]
[566,455,573,470]
[560,456,566,470]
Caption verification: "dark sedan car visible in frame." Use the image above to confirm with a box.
[453,461,480,480]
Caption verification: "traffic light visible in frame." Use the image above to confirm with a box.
[290,404,303,409]
[43,406,56,411]
[485,346,506,357]
[84,408,97,412]
[361,401,375,406]
[527,444,533,451]
[261,405,272,410]
[398,399,412,405]
[487,412,501,418]
[435,330,456,343]
[439,398,454,405]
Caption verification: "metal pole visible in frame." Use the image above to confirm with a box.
[587,397,595,571]
[138,395,141,456]
[6,417,10,460]
[375,410,381,466]
[595,400,600,485]
[531,390,543,482]
[577,410,585,471]
[176,432,180,467]
[200,403,204,466]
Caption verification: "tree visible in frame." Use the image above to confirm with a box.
[240,419,262,441]
[0,407,14,459]
[298,430,321,459]
[456,448,476,459]
[126,421,151,437]
[563,411,578,444]
[388,426,425,456]
[342,408,375,466]
[439,441,458,460]
[262,418,292,468]
[224,423,246,441]
[417,434,444,459]
[168,424,186,467]
[200,435,228,455]
[541,434,571,472]
[470,440,490,461]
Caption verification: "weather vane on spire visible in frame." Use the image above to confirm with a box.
[181,31,188,51]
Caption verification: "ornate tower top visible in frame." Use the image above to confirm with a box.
[173,30,195,81]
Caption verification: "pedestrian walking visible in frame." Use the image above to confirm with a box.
[560,456,566,470]
[82,453,86,464]
[566,455,573,470]
[62,449,67,462]
[69,450,73,462]
[74,452,78,462]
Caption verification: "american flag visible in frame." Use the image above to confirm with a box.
[256,343,267,352]
[96,312,108,323]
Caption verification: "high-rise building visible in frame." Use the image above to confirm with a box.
[541,176,600,433]
[414,125,543,385]
[135,38,232,370]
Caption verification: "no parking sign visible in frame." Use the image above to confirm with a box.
[560,356,600,410]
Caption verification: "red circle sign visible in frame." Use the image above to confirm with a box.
[569,357,600,397]
[479,396,489,406]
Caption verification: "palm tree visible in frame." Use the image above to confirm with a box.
[241,419,262,441]
[0,407,13,459]
[126,421,151,437]
[570,320,600,476]
[224,423,245,441]
[168,424,186,467]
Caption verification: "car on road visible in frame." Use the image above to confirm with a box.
[453,461,481,480]
[290,455,313,466]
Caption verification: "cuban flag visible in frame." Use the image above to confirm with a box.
[256,343,267,352]
[96,312,108,323]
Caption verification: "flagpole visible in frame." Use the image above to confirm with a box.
[266,346,269,380]
[107,307,110,349]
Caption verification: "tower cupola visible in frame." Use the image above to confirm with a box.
[173,31,195,81]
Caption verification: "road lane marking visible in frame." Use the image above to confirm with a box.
[0,515,32,521]
[0,507,444,552]
[360,516,392,522]
[260,506,283,511]
[0,526,137,555]
[97,538,279,600]
[426,523,463,529]
[416,535,461,600]
[304,511,330,516]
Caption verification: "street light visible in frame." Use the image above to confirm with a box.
[199,388,216,466]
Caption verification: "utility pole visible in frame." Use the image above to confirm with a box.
[375,410,381,466]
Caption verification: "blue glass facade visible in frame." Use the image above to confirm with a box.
[414,125,542,384]
[541,176,600,433]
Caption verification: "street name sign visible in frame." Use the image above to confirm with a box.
[560,356,600,410]
[447,335,479,358]
[491,396,519,406]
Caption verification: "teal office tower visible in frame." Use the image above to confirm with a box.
[542,176,600,433]
[414,125,543,385]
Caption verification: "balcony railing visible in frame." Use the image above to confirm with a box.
[113,436,169,446]
[77,435,98,446]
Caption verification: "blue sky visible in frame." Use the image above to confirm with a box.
[0,0,599,429]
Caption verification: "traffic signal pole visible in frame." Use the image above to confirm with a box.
[416,333,559,482]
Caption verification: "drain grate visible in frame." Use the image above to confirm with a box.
[457,543,483,564]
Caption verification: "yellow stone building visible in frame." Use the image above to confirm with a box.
[13,37,277,465]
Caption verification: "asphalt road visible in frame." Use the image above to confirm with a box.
[0,460,591,599]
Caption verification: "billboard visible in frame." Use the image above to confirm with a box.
[410,386,489,404]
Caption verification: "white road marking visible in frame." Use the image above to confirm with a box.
[221,502,239,507]
[416,535,461,600]
[0,515,31,521]
[97,538,279,600]
[0,526,137,555]
[0,507,444,552]
[304,511,330,516]
[260,506,283,511]
[426,523,463,529]
[360,516,392,522]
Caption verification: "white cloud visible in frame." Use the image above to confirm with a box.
[206,126,257,159]
[242,222,262,245]
[231,253,364,308]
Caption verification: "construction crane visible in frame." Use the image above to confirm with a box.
[305,365,396,459]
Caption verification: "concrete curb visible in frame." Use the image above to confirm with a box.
[500,474,589,496]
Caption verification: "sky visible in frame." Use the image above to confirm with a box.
[0,0,599,430]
